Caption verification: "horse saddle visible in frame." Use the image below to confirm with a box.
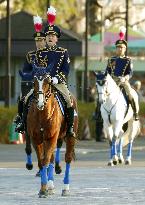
[120,86,131,118]
[54,90,67,116]
[54,90,77,117]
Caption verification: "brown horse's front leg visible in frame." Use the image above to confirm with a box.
[39,137,57,195]
[43,138,57,166]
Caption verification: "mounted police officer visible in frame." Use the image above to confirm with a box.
[16,6,75,137]
[14,15,46,130]
[105,26,139,121]
[43,6,75,136]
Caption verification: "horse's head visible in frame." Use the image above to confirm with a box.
[33,64,53,110]
[94,71,109,104]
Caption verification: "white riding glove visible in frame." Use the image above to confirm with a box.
[120,77,126,83]
[125,75,130,81]
[52,77,58,85]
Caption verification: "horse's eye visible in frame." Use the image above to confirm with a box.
[96,80,106,86]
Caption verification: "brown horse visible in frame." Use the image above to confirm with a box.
[27,67,78,197]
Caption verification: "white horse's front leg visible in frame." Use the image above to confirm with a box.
[112,121,125,165]
[111,137,118,165]
[104,125,114,166]
[118,137,125,164]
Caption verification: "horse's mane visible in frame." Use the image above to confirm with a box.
[107,74,119,93]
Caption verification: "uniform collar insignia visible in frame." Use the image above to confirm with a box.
[47,45,57,51]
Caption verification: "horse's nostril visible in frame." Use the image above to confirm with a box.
[37,105,44,110]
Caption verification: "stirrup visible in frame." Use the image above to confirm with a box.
[15,122,25,133]
[66,127,75,137]
[13,115,21,124]
[133,113,139,121]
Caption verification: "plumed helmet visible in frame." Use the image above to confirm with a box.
[44,6,61,38]
[115,26,127,47]
[33,15,45,40]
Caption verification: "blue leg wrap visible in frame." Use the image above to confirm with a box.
[112,139,117,156]
[118,138,124,155]
[26,154,32,165]
[41,166,48,185]
[55,148,60,164]
[110,147,113,160]
[48,163,54,181]
[127,142,132,158]
[63,163,70,184]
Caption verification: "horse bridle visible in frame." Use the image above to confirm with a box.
[96,80,110,98]
[34,75,52,110]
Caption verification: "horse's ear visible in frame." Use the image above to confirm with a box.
[93,71,98,77]
[19,70,33,81]
[104,70,108,76]
[19,70,24,78]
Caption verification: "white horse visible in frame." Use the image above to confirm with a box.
[94,71,140,166]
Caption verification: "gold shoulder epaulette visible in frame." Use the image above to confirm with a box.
[26,50,36,63]
[111,56,116,60]
[27,50,36,55]
[57,47,67,52]
[125,56,131,60]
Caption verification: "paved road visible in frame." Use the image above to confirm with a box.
[0,138,145,205]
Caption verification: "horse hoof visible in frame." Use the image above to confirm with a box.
[38,190,48,198]
[35,170,41,177]
[125,160,131,165]
[113,160,118,165]
[118,159,124,164]
[48,188,55,195]
[107,162,114,166]
[55,165,62,174]
[26,163,33,170]
[62,189,70,196]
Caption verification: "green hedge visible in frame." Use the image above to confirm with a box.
[0,106,17,144]
[0,101,145,144]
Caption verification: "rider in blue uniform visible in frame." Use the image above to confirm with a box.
[105,39,139,121]
[16,7,75,137]
[14,15,46,130]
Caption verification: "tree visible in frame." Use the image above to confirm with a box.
[0,0,85,33]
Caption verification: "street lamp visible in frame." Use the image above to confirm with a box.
[84,0,110,102]
[47,0,50,8]
[84,0,89,102]
[5,0,11,107]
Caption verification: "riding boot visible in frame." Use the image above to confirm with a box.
[95,101,104,142]
[66,107,75,137]
[14,98,24,124]
[130,99,139,121]
[15,102,27,133]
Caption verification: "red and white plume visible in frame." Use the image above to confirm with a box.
[119,26,126,40]
[33,15,43,32]
[47,6,56,26]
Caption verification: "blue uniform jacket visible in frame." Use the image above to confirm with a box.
[106,56,133,78]
[22,45,70,83]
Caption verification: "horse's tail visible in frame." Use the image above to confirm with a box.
[122,120,141,147]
